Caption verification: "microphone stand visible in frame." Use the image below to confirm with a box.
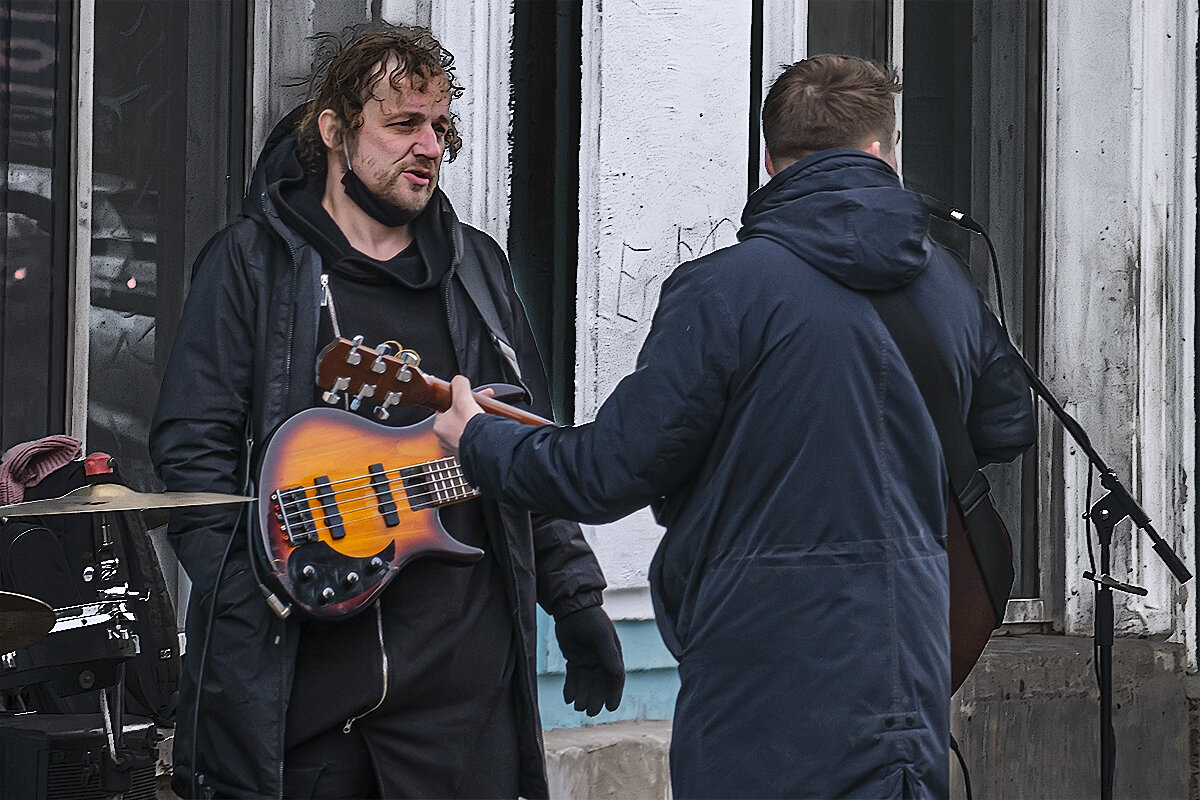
[1017,357,1190,800]
[923,196,1193,800]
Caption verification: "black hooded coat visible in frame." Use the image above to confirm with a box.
[149,114,607,799]
[459,150,1036,799]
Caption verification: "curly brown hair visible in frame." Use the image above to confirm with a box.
[762,54,901,164]
[294,22,465,173]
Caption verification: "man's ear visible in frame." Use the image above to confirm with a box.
[317,109,342,151]
[764,149,776,178]
[864,139,884,159]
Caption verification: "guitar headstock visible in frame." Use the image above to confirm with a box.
[316,336,555,428]
[316,336,446,421]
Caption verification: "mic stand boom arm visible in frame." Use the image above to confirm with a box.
[923,192,1192,800]
[1015,358,1192,585]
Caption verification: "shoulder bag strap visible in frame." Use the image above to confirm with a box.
[869,291,1014,625]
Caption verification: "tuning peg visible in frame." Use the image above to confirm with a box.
[371,342,398,374]
[345,335,365,366]
[322,376,350,405]
[374,391,402,421]
[395,349,420,383]
[349,382,376,411]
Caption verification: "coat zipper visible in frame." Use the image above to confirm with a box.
[261,190,304,799]
[500,511,546,768]
[343,601,389,732]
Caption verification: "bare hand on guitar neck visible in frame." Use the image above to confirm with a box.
[434,375,486,458]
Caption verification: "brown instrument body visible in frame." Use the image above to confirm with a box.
[947,499,1011,693]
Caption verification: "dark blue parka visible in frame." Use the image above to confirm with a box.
[460,150,1035,799]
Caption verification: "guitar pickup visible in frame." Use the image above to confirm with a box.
[313,475,346,540]
[368,463,400,527]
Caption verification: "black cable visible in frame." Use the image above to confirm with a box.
[980,228,1008,334]
[950,734,973,800]
[186,501,245,799]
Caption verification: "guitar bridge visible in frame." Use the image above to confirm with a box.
[274,486,319,545]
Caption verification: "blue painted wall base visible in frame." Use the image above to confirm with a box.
[536,609,679,730]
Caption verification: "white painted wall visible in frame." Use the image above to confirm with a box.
[576,1,754,615]
[427,0,512,245]
[1043,0,1196,661]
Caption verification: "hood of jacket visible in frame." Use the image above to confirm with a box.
[738,148,932,292]
[242,105,458,286]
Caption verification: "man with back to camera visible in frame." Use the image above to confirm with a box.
[435,54,1036,798]
[150,22,623,800]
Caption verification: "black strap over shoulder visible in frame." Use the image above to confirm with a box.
[869,291,1014,625]
[452,235,529,395]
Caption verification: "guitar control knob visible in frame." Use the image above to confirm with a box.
[320,587,336,603]
[370,557,386,572]
[301,565,316,581]
[344,572,360,586]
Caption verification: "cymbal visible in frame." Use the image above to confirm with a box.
[0,591,54,652]
[0,483,253,516]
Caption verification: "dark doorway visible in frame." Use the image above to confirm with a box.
[509,0,581,424]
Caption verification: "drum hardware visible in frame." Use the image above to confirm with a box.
[0,482,253,516]
[0,592,55,654]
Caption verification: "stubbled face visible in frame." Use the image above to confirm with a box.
[342,62,452,215]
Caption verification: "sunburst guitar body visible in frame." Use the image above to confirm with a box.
[257,336,552,619]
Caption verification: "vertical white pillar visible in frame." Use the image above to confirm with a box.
[68,0,95,446]
[1043,0,1196,663]
[576,0,754,613]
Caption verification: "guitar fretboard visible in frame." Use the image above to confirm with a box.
[399,457,479,510]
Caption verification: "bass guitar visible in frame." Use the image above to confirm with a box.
[256,337,551,620]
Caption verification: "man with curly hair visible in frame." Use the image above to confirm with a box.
[151,22,622,799]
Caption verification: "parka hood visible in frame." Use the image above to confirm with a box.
[738,149,932,292]
[242,106,458,287]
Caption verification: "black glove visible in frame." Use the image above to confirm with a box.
[554,605,625,716]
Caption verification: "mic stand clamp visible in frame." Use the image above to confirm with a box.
[1084,486,1157,800]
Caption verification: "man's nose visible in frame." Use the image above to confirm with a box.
[413,124,443,159]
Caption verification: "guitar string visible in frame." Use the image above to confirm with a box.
[280,472,478,523]
[275,469,476,522]
[272,460,478,527]
[274,481,478,533]
[276,457,461,495]
[273,458,469,508]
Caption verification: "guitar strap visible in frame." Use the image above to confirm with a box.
[869,290,1014,627]
[452,236,530,399]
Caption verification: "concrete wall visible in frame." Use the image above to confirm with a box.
[543,635,1194,799]
[953,635,1189,799]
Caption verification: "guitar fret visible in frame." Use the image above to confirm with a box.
[399,458,478,510]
